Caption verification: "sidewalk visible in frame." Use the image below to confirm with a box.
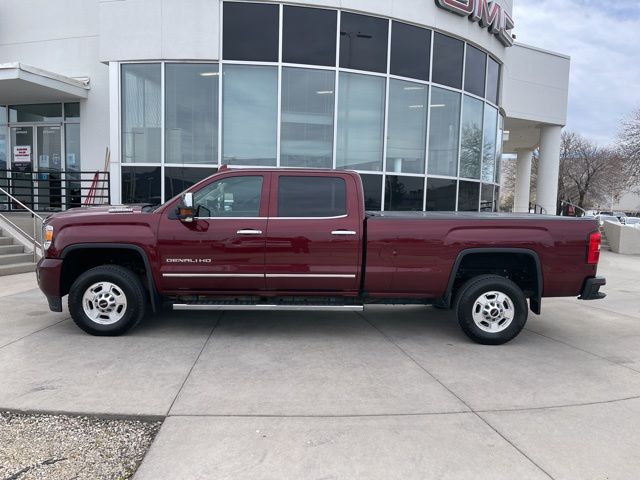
[1,251,639,479]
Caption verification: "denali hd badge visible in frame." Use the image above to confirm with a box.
[165,258,212,263]
[435,0,515,47]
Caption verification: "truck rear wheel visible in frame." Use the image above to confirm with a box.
[68,265,146,336]
[455,275,527,345]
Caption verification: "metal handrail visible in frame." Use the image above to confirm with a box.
[0,185,44,262]
[560,199,587,217]
[529,203,547,215]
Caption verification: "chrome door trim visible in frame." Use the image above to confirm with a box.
[162,273,264,278]
[236,229,263,235]
[164,273,356,279]
[270,214,348,220]
[265,274,356,278]
[331,230,357,235]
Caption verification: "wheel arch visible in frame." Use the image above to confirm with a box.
[442,248,543,314]
[60,243,159,312]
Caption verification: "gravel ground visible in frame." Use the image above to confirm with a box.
[0,412,162,480]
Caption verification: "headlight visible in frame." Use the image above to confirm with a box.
[43,225,54,250]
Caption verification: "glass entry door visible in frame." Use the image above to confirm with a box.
[36,125,63,210]
[9,124,63,210]
[10,126,34,209]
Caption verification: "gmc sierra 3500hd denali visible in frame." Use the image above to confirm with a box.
[36,167,606,345]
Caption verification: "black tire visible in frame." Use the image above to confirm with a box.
[68,265,147,336]
[455,274,527,345]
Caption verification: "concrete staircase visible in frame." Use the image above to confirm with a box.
[0,228,37,276]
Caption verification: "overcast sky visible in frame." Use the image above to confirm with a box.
[512,0,640,146]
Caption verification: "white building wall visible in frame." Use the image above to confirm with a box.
[502,43,570,127]
[98,0,512,64]
[0,0,110,173]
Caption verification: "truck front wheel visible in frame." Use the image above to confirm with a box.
[455,275,527,345]
[68,265,146,336]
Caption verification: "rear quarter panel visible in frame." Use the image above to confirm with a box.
[364,216,599,298]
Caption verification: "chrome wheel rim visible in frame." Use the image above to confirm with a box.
[82,281,127,325]
[471,291,515,333]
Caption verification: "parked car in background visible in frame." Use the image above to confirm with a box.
[625,217,640,227]
[596,215,622,227]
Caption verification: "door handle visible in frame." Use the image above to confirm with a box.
[331,230,357,236]
[237,229,263,235]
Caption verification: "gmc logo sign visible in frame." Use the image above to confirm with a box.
[435,0,515,47]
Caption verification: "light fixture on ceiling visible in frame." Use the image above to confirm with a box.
[316,90,334,95]
[403,86,425,91]
[199,72,219,77]
[430,104,446,108]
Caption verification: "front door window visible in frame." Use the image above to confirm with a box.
[194,176,264,218]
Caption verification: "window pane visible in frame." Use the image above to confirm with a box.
[460,95,483,180]
[283,6,337,66]
[458,180,479,211]
[9,104,62,123]
[121,166,161,204]
[386,80,428,174]
[495,115,504,183]
[486,57,500,104]
[64,103,80,120]
[281,68,335,168]
[432,33,463,89]
[121,64,161,164]
[482,105,498,183]
[385,175,424,211]
[360,174,382,210]
[194,176,263,217]
[428,88,460,177]
[426,178,456,211]
[0,127,7,210]
[278,176,346,217]
[339,12,388,73]
[223,65,277,166]
[165,167,218,200]
[481,183,494,212]
[165,63,218,165]
[0,107,6,125]
[63,123,80,209]
[464,45,486,98]
[223,2,279,62]
[336,72,385,171]
[390,21,431,81]
[64,124,80,172]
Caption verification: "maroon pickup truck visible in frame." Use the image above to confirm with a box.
[37,168,605,345]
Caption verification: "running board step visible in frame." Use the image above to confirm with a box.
[173,303,363,312]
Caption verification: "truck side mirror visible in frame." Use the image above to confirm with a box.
[177,192,195,222]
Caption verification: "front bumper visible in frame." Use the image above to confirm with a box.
[578,276,606,300]
[36,257,63,312]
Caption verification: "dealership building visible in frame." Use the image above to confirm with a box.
[0,0,569,215]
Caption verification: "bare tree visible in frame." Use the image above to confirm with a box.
[557,131,625,211]
[618,108,640,191]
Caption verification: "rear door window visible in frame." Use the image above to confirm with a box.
[277,176,346,217]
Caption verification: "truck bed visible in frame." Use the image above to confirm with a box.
[363,211,599,300]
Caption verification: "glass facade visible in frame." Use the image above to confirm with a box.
[119,2,504,211]
[281,68,335,168]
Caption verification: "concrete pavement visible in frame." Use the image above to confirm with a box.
[0,250,639,479]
